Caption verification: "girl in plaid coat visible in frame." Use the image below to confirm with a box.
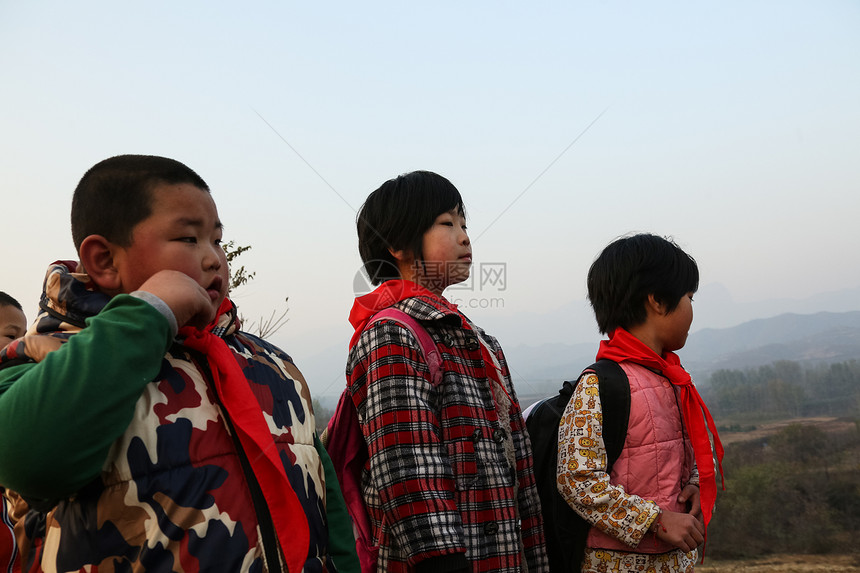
[345,171,549,573]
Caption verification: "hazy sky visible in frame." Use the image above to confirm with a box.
[2,2,859,396]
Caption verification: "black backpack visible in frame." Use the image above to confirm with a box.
[525,360,631,572]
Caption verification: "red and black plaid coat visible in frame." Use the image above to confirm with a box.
[346,295,549,573]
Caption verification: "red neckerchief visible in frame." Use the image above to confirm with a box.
[348,280,448,347]
[180,297,310,572]
[348,280,512,402]
[596,327,725,530]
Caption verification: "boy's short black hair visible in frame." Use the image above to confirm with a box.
[587,233,699,335]
[0,292,22,310]
[71,154,210,251]
[357,170,465,285]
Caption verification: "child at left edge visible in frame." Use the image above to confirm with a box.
[0,293,26,352]
[0,292,26,573]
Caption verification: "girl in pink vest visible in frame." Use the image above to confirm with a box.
[557,233,723,573]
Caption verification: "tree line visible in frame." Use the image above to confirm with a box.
[700,360,860,422]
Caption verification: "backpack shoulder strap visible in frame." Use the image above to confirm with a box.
[367,307,443,385]
[526,361,631,572]
[585,359,631,472]
[523,376,584,572]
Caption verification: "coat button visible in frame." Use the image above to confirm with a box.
[471,429,483,443]
[444,335,455,347]
[492,429,506,443]
[484,522,499,535]
[466,338,479,351]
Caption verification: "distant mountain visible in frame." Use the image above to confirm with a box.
[505,310,860,405]
[681,311,860,373]
[475,283,860,351]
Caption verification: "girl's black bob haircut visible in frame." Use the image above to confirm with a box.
[587,233,699,335]
[357,171,465,286]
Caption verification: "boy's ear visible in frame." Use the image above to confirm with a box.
[645,294,668,316]
[78,235,122,293]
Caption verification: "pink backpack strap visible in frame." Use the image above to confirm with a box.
[368,308,443,385]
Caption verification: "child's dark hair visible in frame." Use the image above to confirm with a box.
[71,154,210,252]
[357,171,465,285]
[0,292,22,310]
[587,233,699,335]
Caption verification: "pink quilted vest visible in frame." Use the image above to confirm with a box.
[586,362,694,553]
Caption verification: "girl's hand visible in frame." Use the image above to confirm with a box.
[678,483,702,523]
[654,509,704,552]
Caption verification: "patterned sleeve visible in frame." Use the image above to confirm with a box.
[349,320,465,562]
[556,373,660,548]
[687,462,700,487]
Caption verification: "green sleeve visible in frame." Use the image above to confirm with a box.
[315,434,360,573]
[0,295,173,501]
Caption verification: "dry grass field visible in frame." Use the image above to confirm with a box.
[698,554,860,572]
[702,416,860,571]
[717,416,857,445]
